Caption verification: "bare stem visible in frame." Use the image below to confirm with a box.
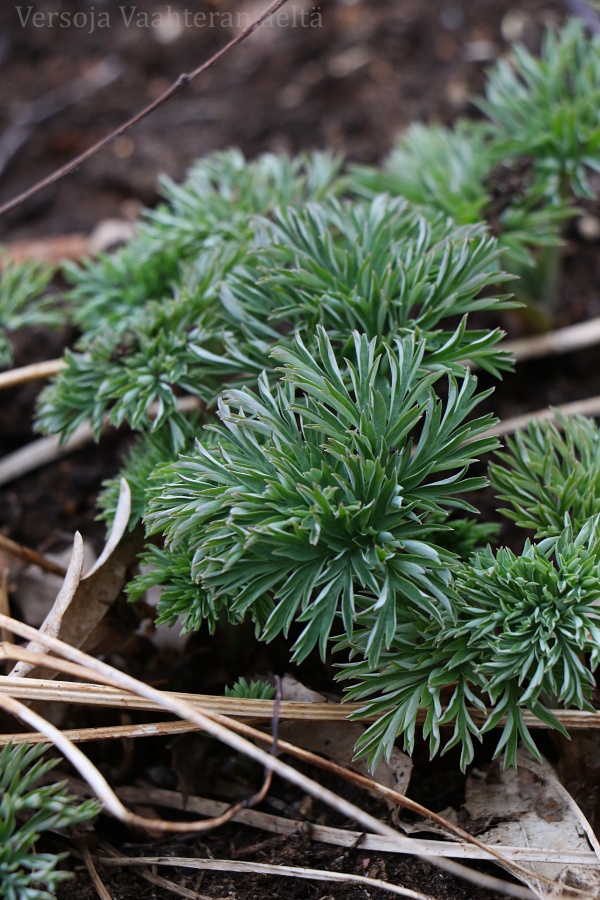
[0,0,290,219]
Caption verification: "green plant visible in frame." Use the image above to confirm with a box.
[348,18,600,307]
[30,20,600,774]
[489,411,600,538]
[0,257,58,368]
[225,677,276,700]
[479,18,600,202]
[0,742,99,899]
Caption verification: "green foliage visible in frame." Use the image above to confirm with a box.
[127,543,223,634]
[0,743,99,900]
[97,415,201,530]
[225,677,276,700]
[0,257,58,368]
[479,18,600,201]
[147,328,498,666]
[489,412,600,538]
[32,20,600,774]
[348,123,570,271]
[341,516,600,770]
[37,189,513,443]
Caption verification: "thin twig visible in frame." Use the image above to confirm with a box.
[0,395,200,488]
[486,395,600,438]
[0,359,64,390]
[94,854,439,900]
[0,675,598,731]
[503,315,600,363]
[0,645,580,897]
[0,533,67,577]
[0,0,291,219]
[79,841,112,900]
[116,786,600,867]
[0,643,577,895]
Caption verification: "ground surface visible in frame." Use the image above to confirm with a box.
[2,1,600,898]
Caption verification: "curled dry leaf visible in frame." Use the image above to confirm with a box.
[10,479,142,679]
[443,755,600,899]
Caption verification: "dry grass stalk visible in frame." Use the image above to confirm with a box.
[0,673,598,731]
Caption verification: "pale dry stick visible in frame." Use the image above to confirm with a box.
[2,675,600,731]
[0,533,67,577]
[115,785,600,868]
[1,643,282,823]
[0,690,256,835]
[96,854,437,900]
[0,626,538,899]
[503,316,600,364]
[4,313,600,392]
[6,716,583,868]
[0,0,291,219]
[0,648,580,896]
[0,426,95,488]
[485,395,600,438]
[0,395,200,488]
[0,358,64,390]
[79,841,112,900]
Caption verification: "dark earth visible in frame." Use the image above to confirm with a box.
[1,0,599,897]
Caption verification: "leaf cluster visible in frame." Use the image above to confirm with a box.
[224,677,276,700]
[490,411,600,538]
[342,516,600,770]
[348,18,600,284]
[0,257,58,368]
[38,187,512,446]
[0,742,99,899]
[145,328,498,666]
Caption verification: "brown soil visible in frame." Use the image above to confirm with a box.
[2,1,598,898]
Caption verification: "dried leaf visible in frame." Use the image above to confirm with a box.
[10,480,142,679]
[10,531,85,677]
[458,755,600,898]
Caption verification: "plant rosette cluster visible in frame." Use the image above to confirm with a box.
[12,19,600,771]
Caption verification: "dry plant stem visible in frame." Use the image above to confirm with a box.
[0,625,537,899]
[0,0,291,219]
[1,675,599,731]
[95,855,438,900]
[503,315,600,362]
[0,533,67,577]
[0,427,94,489]
[79,841,112,900]
[4,312,600,393]
[0,395,200,488]
[0,689,277,836]
[116,786,600,868]
[485,395,600,438]
[0,358,64,390]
